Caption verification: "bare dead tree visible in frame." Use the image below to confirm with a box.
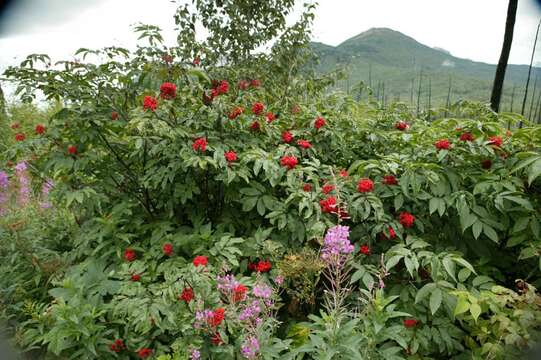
[520,18,541,127]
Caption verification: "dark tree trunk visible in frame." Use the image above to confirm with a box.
[490,0,518,112]
[520,18,541,127]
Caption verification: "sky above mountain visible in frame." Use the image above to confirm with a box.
[0,0,540,72]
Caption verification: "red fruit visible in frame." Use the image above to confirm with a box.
[280,155,298,170]
[297,139,312,149]
[67,145,77,155]
[481,159,492,169]
[256,260,272,273]
[250,79,261,88]
[193,57,200,66]
[399,212,415,228]
[339,169,348,177]
[179,287,194,303]
[252,102,264,115]
[319,196,337,213]
[35,124,46,134]
[110,339,126,353]
[314,116,326,129]
[131,274,141,282]
[359,245,370,255]
[10,123,20,129]
[111,111,118,120]
[143,96,157,111]
[162,243,173,256]
[192,137,207,153]
[216,80,229,95]
[322,184,334,194]
[357,178,374,193]
[209,308,225,326]
[137,348,153,359]
[211,332,223,345]
[435,139,450,150]
[488,136,503,147]
[249,121,260,131]
[303,183,312,192]
[403,319,418,328]
[266,112,276,123]
[233,284,247,302]
[238,80,249,90]
[395,121,408,131]
[380,226,396,240]
[224,151,237,163]
[160,82,177,99]
[382,175,398,185]
[282,131,294,143]
[228,106,244,119]
[15,133,26,141]
[124,248,137,262]
[193,255,208,267]
[460,132,474,141]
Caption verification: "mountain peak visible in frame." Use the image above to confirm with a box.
[338,27,421,48]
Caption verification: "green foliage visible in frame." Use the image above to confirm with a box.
[1,1,541,359]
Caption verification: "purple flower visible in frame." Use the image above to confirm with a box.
[194,309,214,329]
[190,349,201,360]
[14,162,27,172]
[320,225,354,266]
[0,172,8,188]
[0,171,9,215]
[241,336,260,359]
[253,284,272,299]
[239,300,261,321]
[40,179,54,209]
[14,162,30,207]
[217,274,240,292]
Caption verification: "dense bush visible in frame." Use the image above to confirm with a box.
[1,1,541,359]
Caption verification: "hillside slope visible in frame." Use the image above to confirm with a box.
[311,28,541,114]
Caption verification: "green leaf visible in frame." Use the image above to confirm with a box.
[442,257,456,281]
[394,194,404,210]
[429,198,439,215]
[430,288,442,315]
[454,297,470,316]
[472,221,483,240]
[527,158,541,184]
[469,303,481,322]
[483,224,499,243]
[415,283,437,303]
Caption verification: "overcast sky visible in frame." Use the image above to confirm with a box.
[0,0,540,75]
